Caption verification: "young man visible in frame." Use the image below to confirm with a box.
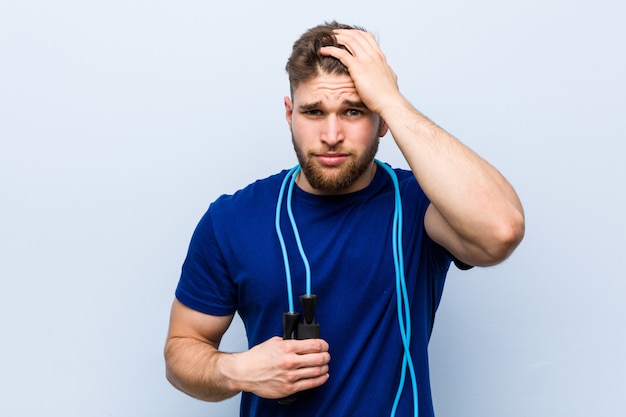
[165,21,524,417]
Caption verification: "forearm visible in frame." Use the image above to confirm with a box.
[164,336,240,402]
[381,98,525,262]
[165,334,331,402]
[321,28,524,258]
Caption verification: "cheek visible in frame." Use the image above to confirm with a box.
[291,118,318,139]
[350,120,380,140]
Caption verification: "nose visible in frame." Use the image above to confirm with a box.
[321,115,344,147]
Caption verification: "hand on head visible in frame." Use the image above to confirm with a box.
[319,29,401,115]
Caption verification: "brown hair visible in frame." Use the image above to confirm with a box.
[285,21,367,95]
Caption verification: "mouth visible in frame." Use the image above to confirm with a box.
[314,153,350,167]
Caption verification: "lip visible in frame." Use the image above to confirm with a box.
[315,153,349,166]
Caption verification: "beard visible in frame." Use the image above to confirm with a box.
[291,135,380,194]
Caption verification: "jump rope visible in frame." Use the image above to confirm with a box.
[274,159,419,417]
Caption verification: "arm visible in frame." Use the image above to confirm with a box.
[321,30,524,266]
[164,299,331,401]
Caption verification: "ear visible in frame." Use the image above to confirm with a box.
[378,118,389,137]
[284,96,293,131]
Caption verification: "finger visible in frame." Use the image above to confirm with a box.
[332,29,382,59]
[319,44,353,62]
[297,338,330,354]
[319,30,372,61]
[290,358,330,376]
[334,28,378,48]
[281,338,329,354]
[296,351,331,369]
[272,372,329,399]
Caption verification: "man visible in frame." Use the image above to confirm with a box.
[165,21,524,417]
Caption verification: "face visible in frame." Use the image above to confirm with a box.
[284,72,388,195]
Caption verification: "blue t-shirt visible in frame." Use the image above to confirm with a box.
[176,165,453,417]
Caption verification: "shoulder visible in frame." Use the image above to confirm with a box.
[370,163,430,216]
[209,170,291,215]
[375,161,419,188]
[193,169,292,241]
[382,165,428,202]
[393,167,417,183]
[185,169,292,247]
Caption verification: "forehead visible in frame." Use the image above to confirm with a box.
[292,73,359,105]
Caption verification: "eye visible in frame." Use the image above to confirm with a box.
[304,109,323,116]
[346,109,362,117]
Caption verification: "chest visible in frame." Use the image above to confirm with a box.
[230,195,399,331]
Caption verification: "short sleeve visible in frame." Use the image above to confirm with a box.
[175,205,238,316]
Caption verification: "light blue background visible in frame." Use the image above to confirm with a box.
[1,0,624,416]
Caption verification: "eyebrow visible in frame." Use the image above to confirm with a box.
[297,99,368,112]
[343,99,368,109]
[297,101,322,112]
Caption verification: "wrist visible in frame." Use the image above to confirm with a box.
[382,100,437,138]
[214,351,246,394]
[377,95,417,123]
